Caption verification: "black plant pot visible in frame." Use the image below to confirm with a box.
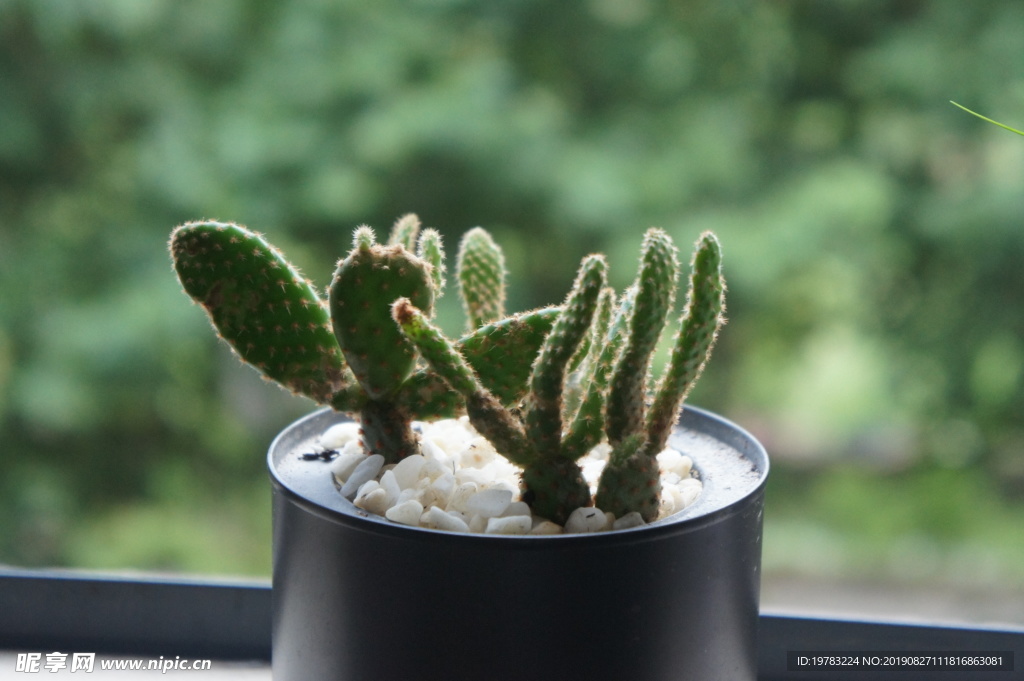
[269,406,769,681]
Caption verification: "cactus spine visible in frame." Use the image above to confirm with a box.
[595,230,725,520]
[171,216,557,464]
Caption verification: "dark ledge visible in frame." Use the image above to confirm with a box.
[1,567,1021,680]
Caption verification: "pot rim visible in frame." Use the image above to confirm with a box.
[268,405,768,547]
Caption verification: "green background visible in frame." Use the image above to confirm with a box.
[1,0,1022,592]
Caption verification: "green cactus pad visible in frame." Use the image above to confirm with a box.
[393,306,561,420]
[457,227,507,331]
[454,306,561,406]
[605,228,679,444]
[646,231,726,452]
[595,436,662,522]
[330,231,434,400]
[169,221,350,404]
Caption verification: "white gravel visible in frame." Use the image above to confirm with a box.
[319,418,703,535]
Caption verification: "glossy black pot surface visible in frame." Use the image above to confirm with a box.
[269,406,768,681]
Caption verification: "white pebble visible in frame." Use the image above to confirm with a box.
[678,478,702,508]
[391,455,426,490]
[320,422,361,449]
[468,514,488,533]
[429,473,456,507]
[460,437,498,468]
[415,473,455,510]
[354,482,390,515]
[421,506,469,533]
[395,488,420,506]
[447,482,479,512]
[324,419,703,534]
[612,512,646,530]
[464,488,513,518]
[419,438,447,462]
[339,454,385,499]
[657,449,692,477]
[501,501,531,518]
[379,470,402,504]
[385,499,424,526]
[420,458,449,482]
[415,480,444,509]
[454,467,492,486]
[485,515,532,535]
[329,448,366,483]
[564,507,611,534]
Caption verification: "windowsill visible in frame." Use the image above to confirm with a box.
[1,567,1021,680]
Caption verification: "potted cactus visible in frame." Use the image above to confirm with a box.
[170,215,768,681]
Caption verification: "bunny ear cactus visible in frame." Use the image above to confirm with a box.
[171,216,558,465]
[395,254,609,524]
[595,230,726,521]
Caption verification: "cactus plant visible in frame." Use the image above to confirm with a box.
[396,227,725,525]
[394,254,609,524]
[595,229,726,521]
[170,214,558,464]
[172,213,726,527]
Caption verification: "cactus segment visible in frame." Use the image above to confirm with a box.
[394,306,561,420]
[353,225,375,250]
[520,458,591,525]
[392,299,477,396]
[393,296,596,524]
[417,227,446,296]
[646,231,726,452]
[393,299,533,465]
[595,435,661,521]
[329,236,434,400]
[597,230,726,520]
[561,287,618,460]
[524,255,607,460]
[453,306,561,406]
[388,213,421,251]
[457,227,507,331]
[605,228,680,444]
[360,398,420,460]
[464,392,534,467]
[392,372,463,420]
[169,221,350,404]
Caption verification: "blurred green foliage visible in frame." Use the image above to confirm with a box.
[1,0,1022,583]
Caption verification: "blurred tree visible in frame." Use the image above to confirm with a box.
[0,0,1022,581]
